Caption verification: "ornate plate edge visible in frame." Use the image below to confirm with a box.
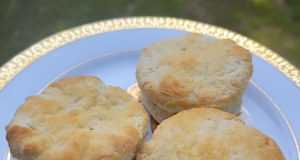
[0,16,299,90]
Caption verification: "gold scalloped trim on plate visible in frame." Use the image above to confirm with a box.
[0,16,299,90]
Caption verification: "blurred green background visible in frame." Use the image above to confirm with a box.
[0,0,299,68]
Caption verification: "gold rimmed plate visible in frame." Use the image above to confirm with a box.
[0,17,299,160]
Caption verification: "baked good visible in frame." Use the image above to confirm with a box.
[140,92,176,123]
[136,33,253,123]
[6,76,148,160]
[136,108,286,160]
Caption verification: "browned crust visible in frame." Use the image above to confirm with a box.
[150,117,159,133]
[136,33,253,113]
[6,76,148,160]
[136,108,285,160]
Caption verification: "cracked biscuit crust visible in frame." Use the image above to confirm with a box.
[136,108,285,160]
[6,76,148,160]
[136,33,253,113]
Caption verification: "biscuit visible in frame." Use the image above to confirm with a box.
[141,92,176,123]
[136,108,285,160]
[136,33,252,120]
[6,76,148,160]
[142,92,241,123]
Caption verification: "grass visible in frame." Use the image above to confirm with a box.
[0,0,299,68]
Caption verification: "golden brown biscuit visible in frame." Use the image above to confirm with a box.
[136,108,285,160]
[136,33,253,121]
[6,76,148,160]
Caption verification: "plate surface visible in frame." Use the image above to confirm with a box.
[0,17,299,160]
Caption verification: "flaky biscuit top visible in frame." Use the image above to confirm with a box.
[6,76,148,160]
[136,33,253,113]
[136,108,285,160]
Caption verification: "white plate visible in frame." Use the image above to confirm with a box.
[0,17,299,160]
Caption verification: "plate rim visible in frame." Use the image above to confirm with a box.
[0,16,299,91]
